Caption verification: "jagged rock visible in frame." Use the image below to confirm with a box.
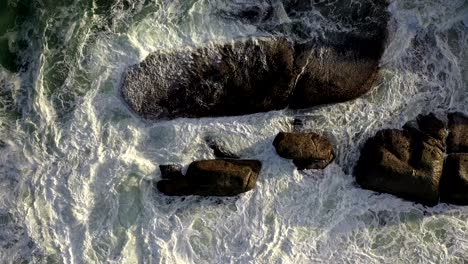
[156,159,261,196]
[273,132,334,170]
[440,153,468,205]
[122,38,295,119]
[447,112,468,154]
[205,136,240,159]
[355,127,445,206]
[159,164,183,179]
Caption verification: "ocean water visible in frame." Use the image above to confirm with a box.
[0,0,467,263]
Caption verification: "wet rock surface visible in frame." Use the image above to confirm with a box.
[122,38,295,119]
[273,132,334,170]
[289,40,382,109]
[355,128,445,206]
[156,159,261,196]
[121,0,390,120]
[440,153,468,205]
[447,112,468,154]
[356,112,468,206]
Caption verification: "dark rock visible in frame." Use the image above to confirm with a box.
[205,136,240,159]
[355,128,445,206]
[292,118,304,131]
[403,113,447,150]
[122,0,390,120]
[440,153,468,205]
[273,132,334,170]
[159,164,184,179]
[447,112,468,154]
[289,36,383,109]
[122,37,295,119]
[416,113,447,141]
[156,159,261,196]
[285,0,389,109]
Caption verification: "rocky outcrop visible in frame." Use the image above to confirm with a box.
[156,159,261,196]
[355,129,445,206]
[273,132,334,170]
[121,1,390,120]
[355,112,468,206]
[447,112,468,154]
[440,154,468,205]
[122,38,295,119]
[355,114,446,206]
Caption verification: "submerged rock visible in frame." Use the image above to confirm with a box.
[355,123,445,206]
[447,112,468,154]
[205,136,240,159]
[273,132,334,170]
[122,38,295,119]
[156,159,261,196]
[440,153,468,205]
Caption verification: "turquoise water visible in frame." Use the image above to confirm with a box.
[0,0,467,263]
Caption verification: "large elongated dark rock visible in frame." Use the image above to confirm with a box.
[440,154,468,205]
[156,159,261,196]
[122,0,389,119]
[122,38,295,119]
[355,126,445,206]
[273,132,334,170]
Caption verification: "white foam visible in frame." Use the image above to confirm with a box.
[0,0,467,263]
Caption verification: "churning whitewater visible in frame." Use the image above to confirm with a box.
[0,0,467,263]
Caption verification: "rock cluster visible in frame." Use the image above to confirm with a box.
[156,131,335,196]
[355,112,468,206]
[157,159,261,196]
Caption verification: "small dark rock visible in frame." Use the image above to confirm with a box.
[205,136,240,159]
[273,132,334,170]
[355,128,445,206]
[159,164,184,179]
[292,118,304,131]
[440,153,468,205]
[157,159,261,196]
[447,112,468,154]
